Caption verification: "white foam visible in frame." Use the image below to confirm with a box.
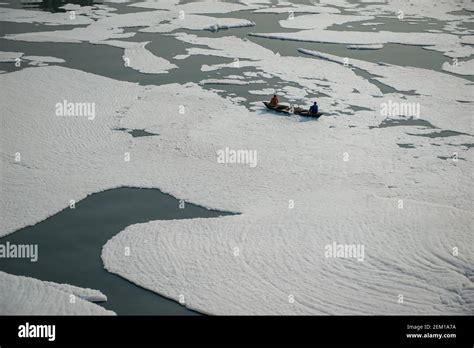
[44,281,108,302]
[352,0,470,21]
[0,51,22,62]
[4,26,133,43]
[23,55,65,63]
[175,33,472,133]
[2,65,471,315]
[249,88,276,95]
[22,55,66,67]
[100,40,177,74]
[361,22,384,26]
[0,5,115,26]
[0,271,114,315]
[139,15,255,33]
[442,59,474,76]
[199,79,249,86]
[346,44,383,50]
[280,86,307,101]
[298,48,473,132]
[4,10,255,46]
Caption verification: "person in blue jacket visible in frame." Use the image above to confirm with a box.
[309,101,319,114]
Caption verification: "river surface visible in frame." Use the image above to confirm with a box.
[0,187,232,315]
[0,0,472,315]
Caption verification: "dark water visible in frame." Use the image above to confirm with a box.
[0,187,233,315]
[3,0,96,11]
[407,130,472,138]
[370,117,437,129]
[114,128,159,137]
[396,143,415,149]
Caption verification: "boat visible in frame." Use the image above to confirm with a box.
[263,102,291,115]
[264,102,323,118]
[294,107,323,118]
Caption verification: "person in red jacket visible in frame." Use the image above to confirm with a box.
[269,94,279,107]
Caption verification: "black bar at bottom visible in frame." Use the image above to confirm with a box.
[0,316,472,346]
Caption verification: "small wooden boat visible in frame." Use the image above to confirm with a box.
[263,102,291,115]
[294,107,323,118]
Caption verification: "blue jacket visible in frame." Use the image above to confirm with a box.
[310,104,318,113]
